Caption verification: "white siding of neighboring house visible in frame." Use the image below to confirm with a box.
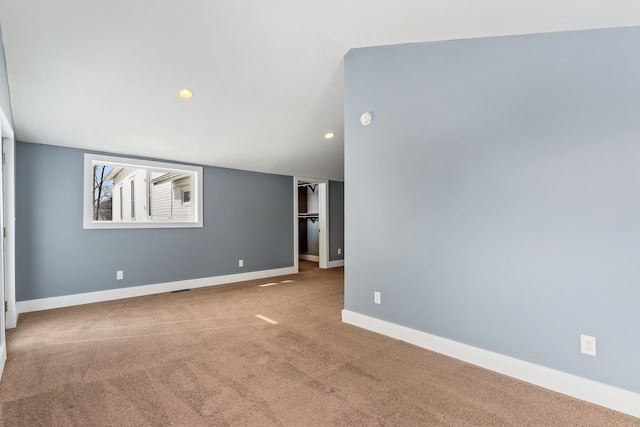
[150,179,172,220]
[172,176,192,220]
[112,170,193,222]
[111,168,133,221]
[111,168,147,222]
[133,171,147,221]
[112,183,122,221]
[121,173,135,221]
[149,174,192,220]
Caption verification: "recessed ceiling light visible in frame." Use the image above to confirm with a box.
[179,89,193,99]
[324,132,335,139]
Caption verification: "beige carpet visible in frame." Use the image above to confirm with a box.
[0,262,637,426]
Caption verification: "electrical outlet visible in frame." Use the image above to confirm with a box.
[338,248,341,255]
[374,291,381,304]
[116,270,123,280]
[581,335,596,356]
[239,259,244,267]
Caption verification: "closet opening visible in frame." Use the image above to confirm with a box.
[294,177,328,270]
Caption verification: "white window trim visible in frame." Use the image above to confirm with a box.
[83,153,204,229]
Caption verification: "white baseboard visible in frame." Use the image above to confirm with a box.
[299,255,343,268]
[0,343,6,379]
[341,310,640,419]
[17,266,297,314]
[5,308,17,329]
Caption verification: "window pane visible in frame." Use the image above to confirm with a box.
[149,171,192,220]
[92,164,114,221]
[130,180,135,220]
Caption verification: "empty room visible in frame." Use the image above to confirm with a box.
[0,1,639,425]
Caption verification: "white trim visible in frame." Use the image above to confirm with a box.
[17,266,296,314]
[4,136,16,328]
[299,254,319,262]
[341,310,640,419]
[318,182,329,269]
[0,343,5,379]
[1,109,17,331]
[292,178,300,273]
[327,259,344,268]
[0,106,12,381]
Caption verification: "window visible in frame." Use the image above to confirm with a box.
[84,153,203,229]
[130,179,136,220]
[119,186,123,221]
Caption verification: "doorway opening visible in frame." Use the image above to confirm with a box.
[294,177,328,270]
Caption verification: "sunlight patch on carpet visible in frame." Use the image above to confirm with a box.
[255,315,278,324]
[259,279,294,287]
[258,282,278,287]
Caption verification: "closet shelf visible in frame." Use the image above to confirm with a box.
[298,212,319,218]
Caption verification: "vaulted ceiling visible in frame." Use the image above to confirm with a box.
[0,1,638,181]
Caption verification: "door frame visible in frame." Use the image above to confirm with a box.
[2,128,15,329]
[294,176,329,270]
[0,104,14,379]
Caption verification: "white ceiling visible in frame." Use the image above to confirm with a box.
[0,1,639,181]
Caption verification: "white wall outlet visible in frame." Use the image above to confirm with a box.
[338,248,342,255]
[374,291,381,304]
[581,335,596,356]
[239,259,244,267]
[116,270,123,280]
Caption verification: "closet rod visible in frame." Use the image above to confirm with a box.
[298,182,317,192]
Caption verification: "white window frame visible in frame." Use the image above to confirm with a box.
[83,153,204,229]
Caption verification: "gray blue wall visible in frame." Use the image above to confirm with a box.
[0,23,13,126]
[329,181,344,261]
[344,27,640,393]
[16,142,294,300]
